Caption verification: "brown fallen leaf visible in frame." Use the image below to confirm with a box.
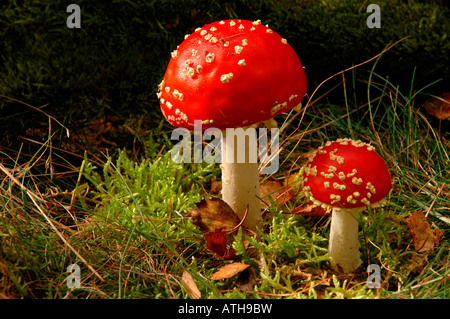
[284,171,304,196]
[209,177,223,195]
[291,202,328,216]
[185,197,241,233]
[181,270,201,299]
[423,92,450,120]
[204,230,236,259]
[210,262,250,280]
[235,266,258,291]
[406,211,444,253]
[260,178,295,208]
[209,175,298,209]
[186,197,244,259]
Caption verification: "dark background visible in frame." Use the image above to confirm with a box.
[1,0,449,137]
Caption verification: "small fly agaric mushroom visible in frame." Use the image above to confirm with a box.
[302,138,391,273]
[157,19,307,230]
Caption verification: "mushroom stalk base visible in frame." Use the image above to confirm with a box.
[221,129,261,230]
[329,208,363,273]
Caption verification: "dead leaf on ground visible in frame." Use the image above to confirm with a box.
[235,266,258,291]
[185,197,241,233]
[284,172,304,195]
[204,230,236,259]
[423,91,450,120]
[186,197,243,259]
[208,175,299,209]
[291,202,328,216]
[260,178,295,208]
[209,177,222,195]
[210,262,250,280]
[406,211,444,253]
[181,270,201,299]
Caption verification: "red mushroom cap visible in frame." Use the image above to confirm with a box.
[302,138,391,210]
[157,19,307,130]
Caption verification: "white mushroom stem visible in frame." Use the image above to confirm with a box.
[221,128,261,230]
[329,207,363,273]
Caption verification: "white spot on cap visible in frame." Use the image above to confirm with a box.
[157,79,164,91]
[242,39,248,46]
[219,21,225,25]
[205,53,215,63]
[281,38,288,44]
[347,169,358,178]
[253,20,261,25]
[352,177,363,185]
[220,73,234,83]
[166,101,173,109]
[238,59,246,66]
[238,24,244,30]
[366,182,377,194]
[230,20,236,26]
[171,50,178,58]
[172,89,184,101]
[330,194,341,204]
[234,46,243,54]
[271,103,281,115]
[200,30,207,36]
[210,26,217,31]
[321,172,334,179]
[183,67,195,78]
[223,41,230,47]
[347,196,357,204]
[196,65,203,73]
[204,34,212,41]
[333,183,346,191]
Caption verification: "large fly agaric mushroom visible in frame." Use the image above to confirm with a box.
[302,138,391,273]
[157,19,307,230]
